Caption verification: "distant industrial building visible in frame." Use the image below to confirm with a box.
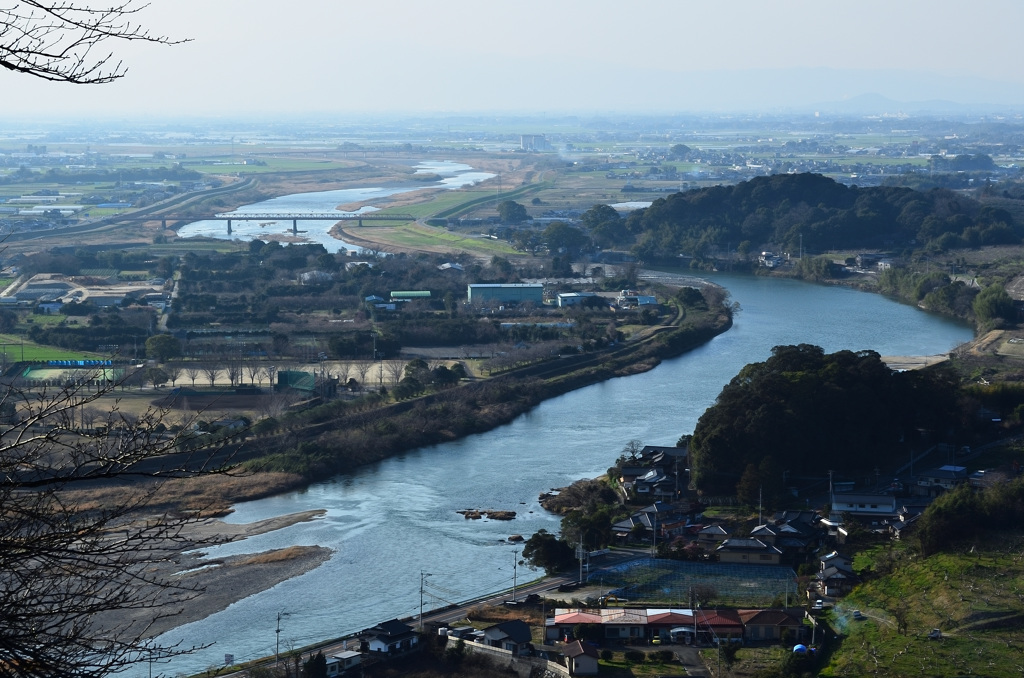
[557,292,599,307]
[520,134,552,152]
[467,283,543,304]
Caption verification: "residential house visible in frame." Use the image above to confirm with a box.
[633,468,675,498]
[813,550,860,597]
[562,640,599,675]
[599,608,649,642]
[618,465,650,493]
[546,609,602,643]
[816,566,860,597]
[647,609,695,642]
[482,620,532,656]
[830,493,898,519]
[739,609,806,643]
[751,519,821,565]
[697,525,730,544]
[692,608,745,643]
[914,465,969,497]
[819,551,852,573]
[364,619,418,655]
[324,651,361,676]
[549,607,814,647]
[611,502,681,545]
[715,538,783,565]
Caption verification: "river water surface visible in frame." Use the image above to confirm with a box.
[151,269,972,677]
[174,161,493,252]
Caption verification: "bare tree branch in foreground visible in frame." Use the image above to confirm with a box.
[0,1,186,83]
[0,372,231,677]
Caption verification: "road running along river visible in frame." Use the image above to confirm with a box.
[149,269,973,677]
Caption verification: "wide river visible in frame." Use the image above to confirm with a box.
[150,268,972,676]
[175,160,495,252]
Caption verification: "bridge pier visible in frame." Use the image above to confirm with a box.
[227,219,232,235]
[292,219,298,235]
[358,218,363,227]
[161,218,167,230]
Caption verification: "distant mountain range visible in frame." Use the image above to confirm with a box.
[644,67,1024,115]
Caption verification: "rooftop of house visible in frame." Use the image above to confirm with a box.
[486,619,532,644]
[716,538,783,555]
[563,640,599,659]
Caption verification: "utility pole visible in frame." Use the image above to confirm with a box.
[512,550,518,603]
[576,541,584,584]
[651,510,657,557]
[275,611,282,664]
[419,572,431,631]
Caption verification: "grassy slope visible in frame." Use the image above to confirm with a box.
[821,536,1024,677]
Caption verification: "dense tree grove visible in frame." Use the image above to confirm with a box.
[916,476,1024,555]
[687,345,963,497]
[624,173,1019,262]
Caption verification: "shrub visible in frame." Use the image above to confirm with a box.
[600,649,613,661]
[624,650,645,663]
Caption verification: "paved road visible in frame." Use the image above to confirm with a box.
[203,550,691,678]
[210,573,578,677]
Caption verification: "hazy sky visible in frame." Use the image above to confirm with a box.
[4,0,1024,118]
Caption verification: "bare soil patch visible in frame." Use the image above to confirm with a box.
[97,510,331,639]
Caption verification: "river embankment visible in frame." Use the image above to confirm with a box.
[89,293,733,645]
[150,268,973,678]
[239,299,733,479]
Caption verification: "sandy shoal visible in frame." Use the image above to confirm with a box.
[110,510,333,639]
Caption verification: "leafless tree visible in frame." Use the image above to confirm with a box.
[383,360,405,386]
[225,360,242,387]
[184,363,201,388]
[164,362,181,388]
[260,364,278,389]
[0,1,186,84]
[353,360,372,388]
[244,356,262,386]
[334,362,351,385]
[622,438,644,461]
[201,363,219,388]
[0,373,228,677]
[257,391,294,420]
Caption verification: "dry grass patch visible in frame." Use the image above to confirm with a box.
[64,471,305,515]
[232,545,316,566]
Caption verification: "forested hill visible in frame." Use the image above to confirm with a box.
[686,344,962,499]
[626,173,1019,261]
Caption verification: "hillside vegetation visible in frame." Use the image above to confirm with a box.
[816,467,1024,677]
[687,344,962,497]
[626,173,1020,262]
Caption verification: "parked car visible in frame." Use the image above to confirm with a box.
[928,629,942,640]
[852,610,865,620]
[812,600,824,611]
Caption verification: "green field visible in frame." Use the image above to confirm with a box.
[188,158,357,174]
[355,222,520,255]
[0,334,98,362]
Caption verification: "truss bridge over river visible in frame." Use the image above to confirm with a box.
[188,211,415,234]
